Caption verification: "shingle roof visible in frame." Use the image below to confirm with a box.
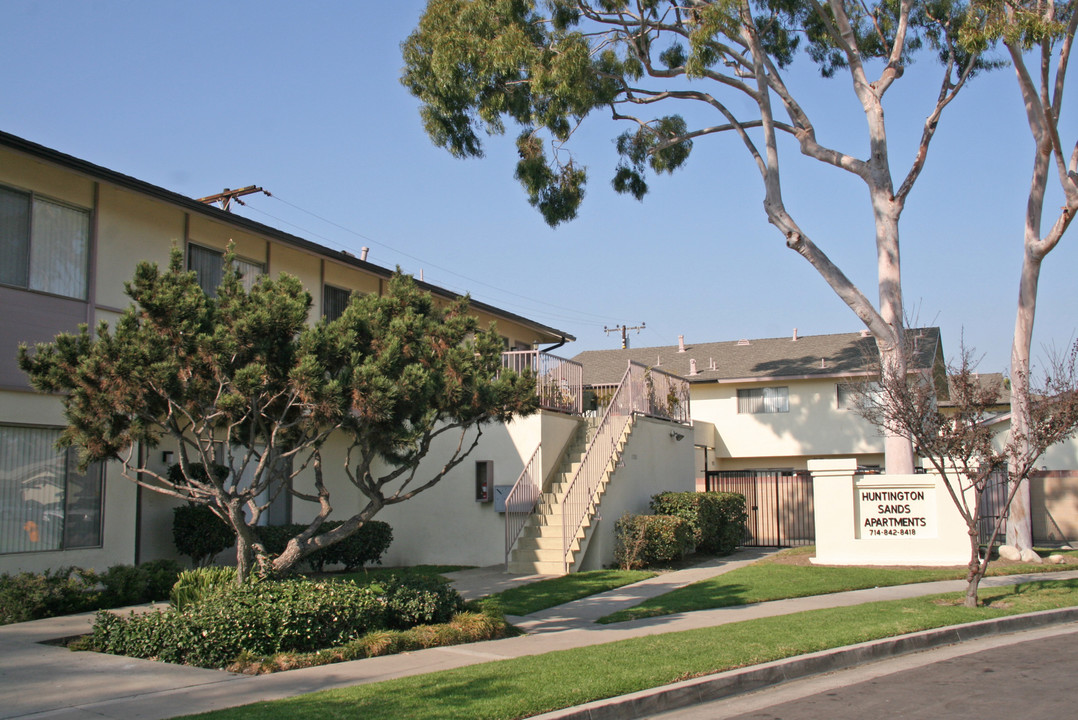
[572,328,943,385]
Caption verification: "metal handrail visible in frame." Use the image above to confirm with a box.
[501,350,584,415]
[504,443,542,568]
[560,363,636,572]
[558,361,693,571]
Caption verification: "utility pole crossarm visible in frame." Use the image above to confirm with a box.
[604,322,646,349]
[197,185,269,212]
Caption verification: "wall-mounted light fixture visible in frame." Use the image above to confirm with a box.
[162,451,174,464]
[669,431,685,442]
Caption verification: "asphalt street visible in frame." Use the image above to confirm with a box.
[650,623,1078,719]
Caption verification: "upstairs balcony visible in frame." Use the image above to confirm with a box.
[501,350,583,415]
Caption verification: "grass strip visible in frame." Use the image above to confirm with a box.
[480,569,655,616]
[182,578,1078,720]
[599,548,1078,623]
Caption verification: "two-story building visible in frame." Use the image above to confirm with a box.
[0,130,695,576]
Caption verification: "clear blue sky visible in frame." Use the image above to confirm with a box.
[2,1,1074,374]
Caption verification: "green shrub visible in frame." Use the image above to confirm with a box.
[0,567,98,624]
[98,559,182,607]
[172,503,234,566]
[170,566,238,611]
[614,513,694,570]
[256,520,393,573]
[650,491,748,555]
[379,574,465,629]
[91,578,389,668]
[0,560,180,626]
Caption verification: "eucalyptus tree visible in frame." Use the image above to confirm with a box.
[19,249,537,581]
[403,0,990,472]
[962,0,1078,555]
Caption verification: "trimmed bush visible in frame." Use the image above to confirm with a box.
[379,574,465,629]
[649,491,748,555]
[170,566,238,611]
[91,578,389,668]
[172,504,234,566]
[0,568,98,624]
[0,561,182,626]
[98,559,182,607]
[614,513,694,570]
[256,520,393,573]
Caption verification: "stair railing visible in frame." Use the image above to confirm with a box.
[504,443,542,568]
[560,362,638,572]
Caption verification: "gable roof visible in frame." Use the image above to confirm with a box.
[0,130,574,345]
[572,328,943,385]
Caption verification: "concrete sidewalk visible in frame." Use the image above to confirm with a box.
[2,556,1077,720]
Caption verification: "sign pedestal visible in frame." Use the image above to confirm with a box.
[809,458,970,566]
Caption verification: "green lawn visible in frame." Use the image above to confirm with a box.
[182,578,1078,720]
[480,569,655,616]
[599,547,1078,623]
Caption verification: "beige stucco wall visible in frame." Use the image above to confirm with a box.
[576,415,697,571]
[0,148,94,208]
[94,186,183,309]
[689,378,886,469]
[305,411,583,569]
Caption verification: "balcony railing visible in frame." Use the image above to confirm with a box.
[501,350,583,415]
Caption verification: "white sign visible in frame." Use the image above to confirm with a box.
[856,486,937,539]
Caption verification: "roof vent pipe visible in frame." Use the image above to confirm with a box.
[678,335,686,352]
[360,247,369,262]
[821,358,827,369]
[792,328,798,341]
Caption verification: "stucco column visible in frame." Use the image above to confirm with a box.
[808,458,859,565]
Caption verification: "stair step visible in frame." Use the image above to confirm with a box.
[507,559,568,575]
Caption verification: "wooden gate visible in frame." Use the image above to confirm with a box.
[706,470,815,547]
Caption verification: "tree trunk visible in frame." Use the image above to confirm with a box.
[871,193,915,475]
[1006,250,1042,552]
[964,525,983,608]
[227,501,258,583]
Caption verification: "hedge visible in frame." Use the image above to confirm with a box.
[0,559,182,626]
[90,574,465,669]
[650,491,748,555]
[255,520,393,572]
[613,513,694,570]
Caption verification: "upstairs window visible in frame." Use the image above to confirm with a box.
[322,284,351,322]
[187,243,264,297]
[737,387,789,414]
[837,381,880,410]
[0,184,90,300]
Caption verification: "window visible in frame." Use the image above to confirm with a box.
[0,425,103,554]
[0,184,90,300]
[187,243,264,297]
[323,285,351,321]
[837,382,880,410]
[737,387,789,414]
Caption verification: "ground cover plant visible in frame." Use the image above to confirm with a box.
[178,578,1078,720]
[600,546,1078,623]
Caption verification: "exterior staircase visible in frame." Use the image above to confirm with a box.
[507,417,634,575]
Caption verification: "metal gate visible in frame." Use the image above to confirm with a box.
[978,469,1010,547]
[706,470,815,547]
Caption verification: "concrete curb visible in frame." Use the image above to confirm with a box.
[532,606,1078,720]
